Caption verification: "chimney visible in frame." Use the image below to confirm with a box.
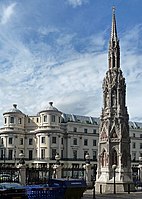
[13,104,17,109]
[49,102,53,106]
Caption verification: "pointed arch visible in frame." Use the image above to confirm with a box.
[111,128,118,138]
[111,148,118,166]
[101,149,108,167]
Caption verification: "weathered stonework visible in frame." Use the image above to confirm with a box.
[95,8,135,193]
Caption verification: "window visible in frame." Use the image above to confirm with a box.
[73,127,77,132]
[4,118,7,124]
[84,128,88,133]
[84,139,88,146]
[52,137,56,144]
[132,142,136,149]
[29,138,33,145]
[8,150,13,160]
[20,150,23,154]
[29,150,33,160]
[132,152,136,161]
[84,151,88,159]
[73,138,77,145]
[61,150,63,159]
[140,134,142,138]
[59,117,61,123]
[43,115,47,122]
[1,150,4,159]
[93,140,96,146]
[37,118,39,123]
[41,149,45,159]
[20,138,23,145]
[41,137,45,144]
[51,115,55,122]
[9,137,13,145]
[28,118,30,123]
[52,149,56,159]
[10,117,14,123]
[133,133,135,137]
[93,129,96,134]
[1,138,3,145]
[93,151,97,161]
[140,143,142,149]
[18,118,22,124]
[61,138,63,145]
[73,150,77,160]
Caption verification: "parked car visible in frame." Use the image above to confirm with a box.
[0,182,28,199]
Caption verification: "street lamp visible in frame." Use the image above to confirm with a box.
[19,153,25,165]
[112,164,117,194]
[85,153,90,165]
[55,153,60,165]
[53,153,61,178]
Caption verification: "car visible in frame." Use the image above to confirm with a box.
[0,182,28,199]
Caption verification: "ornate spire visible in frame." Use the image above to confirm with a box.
[108,7,120,69]
[111,6,117,41]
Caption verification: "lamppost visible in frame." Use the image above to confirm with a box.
[53,153,61,179]
[19,153,25,165]
[112,164,117,194]
[55,153,60,165]
[18,153,26,185]
[85,153,90,165]
[83,153,92,188]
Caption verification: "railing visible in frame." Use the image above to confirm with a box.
[0,166,20,183]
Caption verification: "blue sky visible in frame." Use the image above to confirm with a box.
[0,0,142,125]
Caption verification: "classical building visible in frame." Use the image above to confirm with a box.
[0,9,142,181]
[0,102,99,169]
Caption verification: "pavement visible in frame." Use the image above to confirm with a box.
[82,189,142,199]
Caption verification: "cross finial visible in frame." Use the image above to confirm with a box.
[112,6,116,14]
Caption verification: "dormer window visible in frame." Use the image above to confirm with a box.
[43,115,47,122]
[10,117,14,123]
[9,137,13,145]
[18,118,22,124]
[51,115,55,122]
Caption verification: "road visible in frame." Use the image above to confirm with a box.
[82,189,142,199]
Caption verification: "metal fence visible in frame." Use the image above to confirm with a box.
[26,166,53,184]
[0,166,20,183]
[62,167,85,179]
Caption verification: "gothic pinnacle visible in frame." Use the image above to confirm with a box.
[111,6,118,41]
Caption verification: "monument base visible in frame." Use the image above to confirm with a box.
[95,181,135,193]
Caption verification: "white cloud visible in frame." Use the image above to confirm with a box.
[0,3,16,25]
[67,0,89,7]
[0,0,141,127]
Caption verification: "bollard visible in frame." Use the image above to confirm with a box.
[100,184,102,194]
[93,181,96,199]
[128,183,130,194]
